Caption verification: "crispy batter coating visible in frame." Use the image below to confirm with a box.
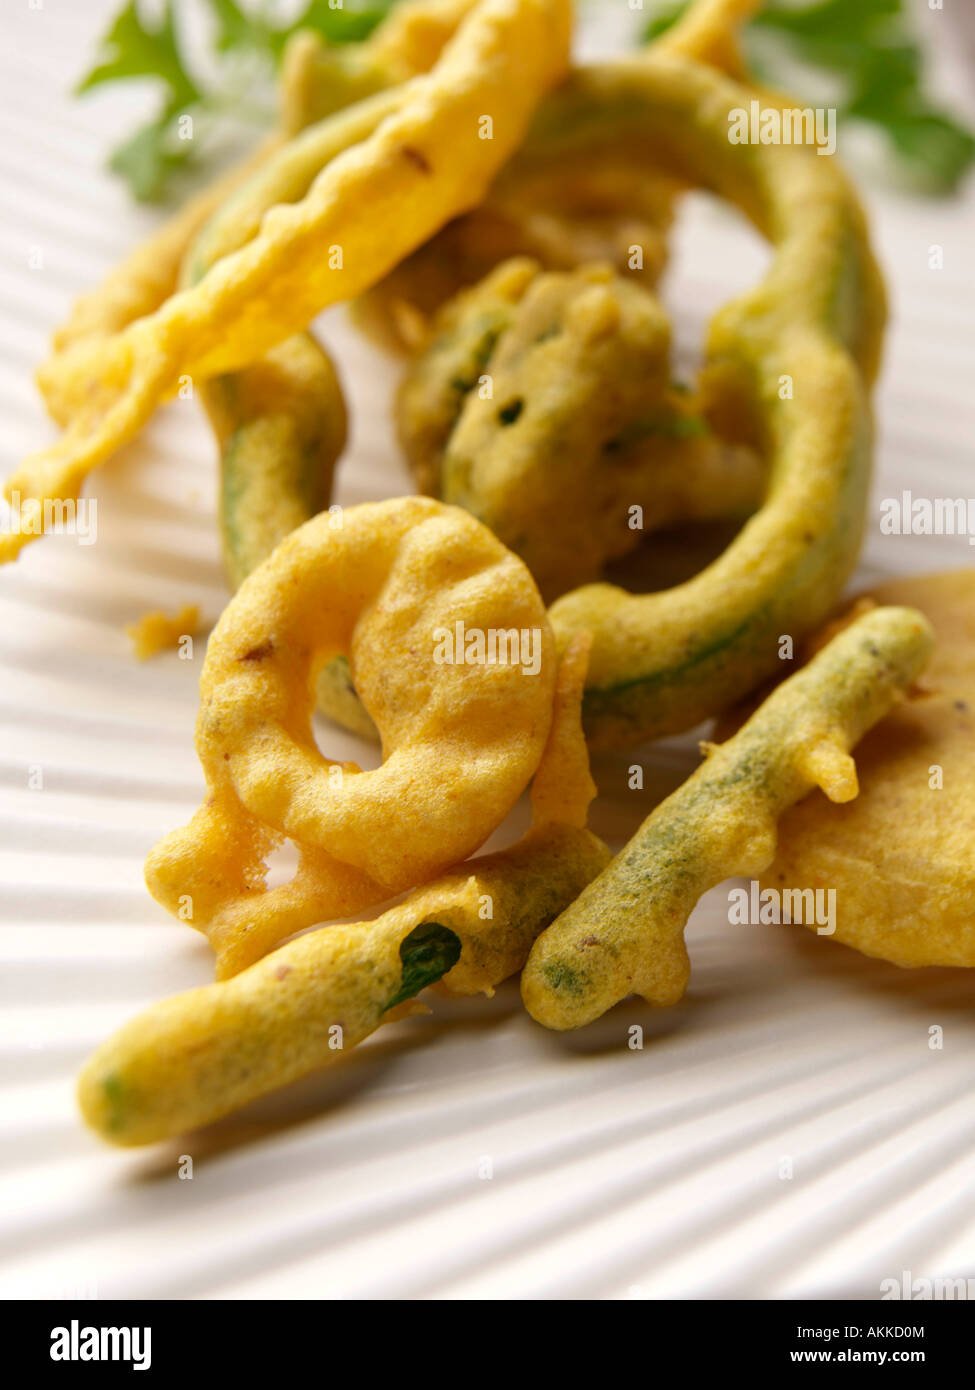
[350,0,761,351]
[761,571,975,968]
[203,335,348,592]
[189,3,478,740]
[145,498,556,978]
[350,151,677,354]
[533,54,887,747]
[399,258,764,600]
[522,606,934,1029]
[2,0,573,565]
[80,632,609,1146]
[126,606,200,662]
[46,141,282,377]
[281,0,482,135]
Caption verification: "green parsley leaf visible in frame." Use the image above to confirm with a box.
[76,0,199,107]
[383,922,461,1013]
[108,106,198,202]
[203,0,260,55]
[641,0,974,193]
[296,0,399,45]
[75,0,404,203]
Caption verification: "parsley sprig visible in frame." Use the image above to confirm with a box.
[75,0,398,202]
[644,0,974,193]
[78,1,974,203]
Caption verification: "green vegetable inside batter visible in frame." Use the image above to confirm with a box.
[383,922,462,1013]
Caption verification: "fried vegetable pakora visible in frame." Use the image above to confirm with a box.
[522,606,933,1029]
[54,0,969,1155]
[399,257,764,600]
[522,55,887,748]
[80,633,609,1146]
[2,0,573,565]
[759,571,975,969]
[145,498,557,980]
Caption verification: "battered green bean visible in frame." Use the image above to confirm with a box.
[79,821,609,1146]
[521,606,934,1029]
[81,630,609,1145]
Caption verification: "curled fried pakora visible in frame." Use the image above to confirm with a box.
[145,497,557,979]
[529,54,887,748]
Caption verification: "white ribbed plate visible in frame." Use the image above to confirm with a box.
[1,1,974,1300]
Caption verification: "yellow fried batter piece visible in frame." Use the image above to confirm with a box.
[350,152,677,353]
[145,497,557,979]
[3,0,573,566]
[203,334,348,591]
[50,1,478,367]
[281,0,482,134]
[761,571,975,968]
[522,606,934,1029]
[350,0,761,352]
[399,258,763,600]
[79,634,610,1146]
[47,142,281,376]
[126,605,200,661]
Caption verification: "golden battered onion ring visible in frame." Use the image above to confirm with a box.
[145,497,556,978]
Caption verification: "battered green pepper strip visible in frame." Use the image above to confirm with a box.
[521,606,933,1031]
[79,634,610,1146]
[519,54,886,747]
